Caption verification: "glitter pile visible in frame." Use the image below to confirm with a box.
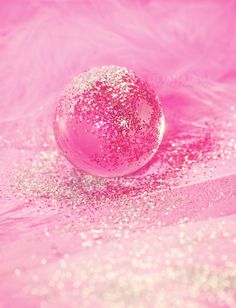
[3,81,236,307]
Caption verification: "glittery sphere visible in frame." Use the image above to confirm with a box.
[54,66,164,177]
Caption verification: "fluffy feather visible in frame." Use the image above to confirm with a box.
[0,1,236,307]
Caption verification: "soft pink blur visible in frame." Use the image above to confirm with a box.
[0,1,236,307]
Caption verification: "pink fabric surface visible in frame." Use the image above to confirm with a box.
[0,1,236,307]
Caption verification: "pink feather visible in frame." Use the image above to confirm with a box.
[0,0,236,307]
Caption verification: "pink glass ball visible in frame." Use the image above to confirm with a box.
[54,66,164,177]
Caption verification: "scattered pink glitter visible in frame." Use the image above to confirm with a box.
[54,66,164,177]
[1,1,236,308]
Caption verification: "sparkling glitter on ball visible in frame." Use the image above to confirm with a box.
[54,66,164,177]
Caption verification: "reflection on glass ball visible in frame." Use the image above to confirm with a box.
[54,66,164,177]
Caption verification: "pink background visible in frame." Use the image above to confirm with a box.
[0,1,236,307]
